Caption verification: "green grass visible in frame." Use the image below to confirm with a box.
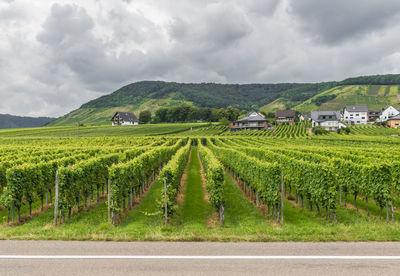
[0,123,208,138]
[179,148,212,226]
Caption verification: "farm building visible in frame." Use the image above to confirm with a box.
[368,110,381,122]
[311,111,345,131]
[299,114,311,121]
[387,115,400,128]
[343,105,368,125]
[379,106,399,122]
[275,110,296,125]
[230,111,267,131]
[111,112,139,126]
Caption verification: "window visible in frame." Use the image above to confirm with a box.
[356,114,359,116]
[345,116,348,119]
[396,121,399,126]
[361,117,365,119]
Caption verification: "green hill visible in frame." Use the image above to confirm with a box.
[49,74,400,126]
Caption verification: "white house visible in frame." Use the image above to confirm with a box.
[311,111,345,131]
[299,114,311,121]
[111,112,139,126]
[343,105,368,125]
[379,106,399,122]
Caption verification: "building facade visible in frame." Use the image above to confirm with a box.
[230,111,268,131]
[111,112,139,126]
[387,115,400,128]
[368,110,381,122]
[379,106,399,122]
[343,105,368,124]
[311,111,344,131]
[275,110,296,125]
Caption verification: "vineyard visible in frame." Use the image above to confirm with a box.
[0,125,400,241]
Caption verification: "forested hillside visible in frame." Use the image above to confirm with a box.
[0,114,54,129]
[49,74,400,126]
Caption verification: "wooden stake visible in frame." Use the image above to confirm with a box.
[54,173,59,225]
[107,179,111,223]
[281,171,284,226]
[164,179,168,226]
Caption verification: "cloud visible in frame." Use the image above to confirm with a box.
[289,0,400,44]
[0,0,399,117]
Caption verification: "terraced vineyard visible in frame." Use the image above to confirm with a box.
[1,125,400,241]
[224,122,312,138]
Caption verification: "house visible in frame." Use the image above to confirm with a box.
[311,111,345,131]
[368,110,381,122]
[230,111,267,131]
[111,112,139,126]
[343,105,368,125]
[387,115,400,128]
[379,106,399,122]
[299,114,311,121]
[275,110,296,125]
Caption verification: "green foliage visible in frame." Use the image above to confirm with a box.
[156,140,191,215]
[198,142,224,212]
[312,126,329,135]
[108,140,184,216]
[139,110,152,124]
[311,94,336,106]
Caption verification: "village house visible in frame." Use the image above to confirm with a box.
[299,114,311,121]
[379,106,399,122]
[387,115,400,128]
[311,111,345,131]
[111,112,139,126]
[275,110,296,125]
[343,105,368,125]
[368,110,381,122]
[230,111,268,132]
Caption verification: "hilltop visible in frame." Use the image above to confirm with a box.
[49,74,400,126]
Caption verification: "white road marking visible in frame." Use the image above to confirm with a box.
[0,255,399,260]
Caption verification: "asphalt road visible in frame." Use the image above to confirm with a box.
[0,241,399,275]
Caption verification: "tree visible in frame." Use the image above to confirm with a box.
[139,110,152,124]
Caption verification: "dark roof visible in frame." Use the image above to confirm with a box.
[368,110,381,116]
[236,111,267,122]
[345,105,368,112]
[111,112,138,122]
[300,114,311,119]
[275,110,296,118]
[311,111,341,122]
[388,114,400,120]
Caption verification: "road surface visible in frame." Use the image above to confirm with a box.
[0,241,399,275]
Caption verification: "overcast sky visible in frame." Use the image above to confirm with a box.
[1,0,400,117]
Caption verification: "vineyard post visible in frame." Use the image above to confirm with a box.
[386,202,390,224]
[164,178,168,226]
[12,202,14,223]
[391,204,395,224]
[54,172,59,225]
[281,171,284,226]
[107,179,111,223]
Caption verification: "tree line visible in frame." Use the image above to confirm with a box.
[139,105,244,124]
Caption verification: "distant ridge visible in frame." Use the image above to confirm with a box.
[48,74,400,126]
[0,114,55,129]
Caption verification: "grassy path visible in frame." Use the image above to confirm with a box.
[180,148,211,226]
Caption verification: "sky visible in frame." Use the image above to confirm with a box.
[1,0,400,117]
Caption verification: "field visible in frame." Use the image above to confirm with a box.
[0,124,400,241]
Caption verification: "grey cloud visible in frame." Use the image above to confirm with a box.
[1,0,400,117]
[289,0,400,44]
[169,3,253,50]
